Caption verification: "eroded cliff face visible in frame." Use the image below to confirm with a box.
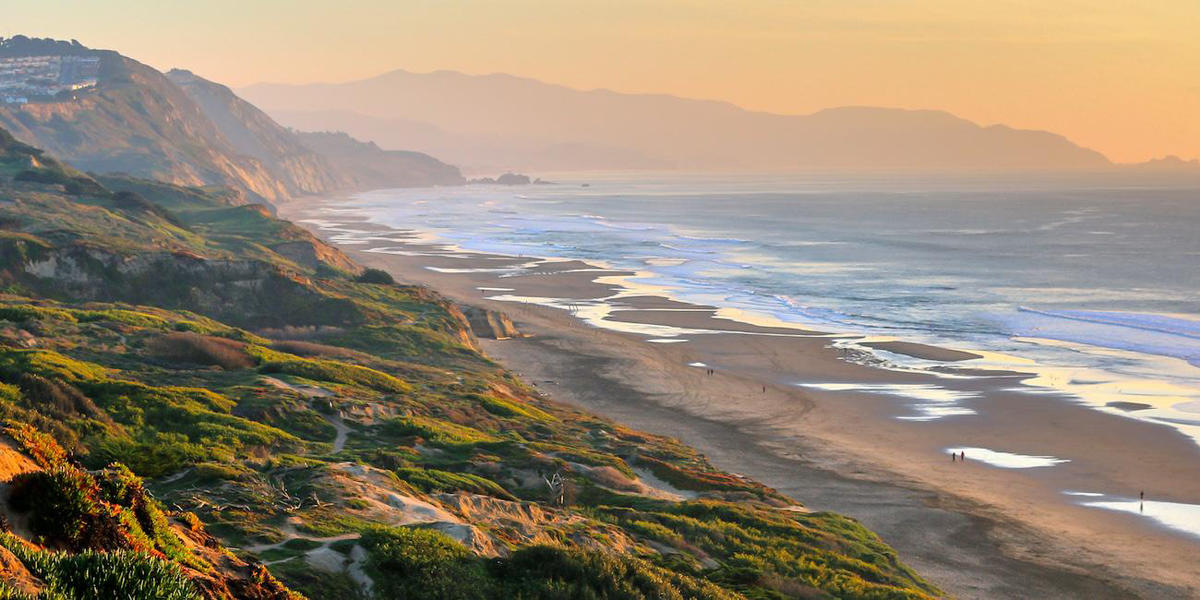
[19,245,362,328]
[460,305,521,340]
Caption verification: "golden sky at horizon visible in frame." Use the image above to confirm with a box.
[5,0,1198,162]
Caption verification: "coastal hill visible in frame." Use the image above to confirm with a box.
[239,68,1112,172]
[293,130,464,190]
[169,70,465,192]
[0,37,463,204]
[0,36,302,203]
[165,68,347,196]
[0,126,937,597]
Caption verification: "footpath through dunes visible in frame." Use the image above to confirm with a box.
[0,132,940,599]
[281,198,1200,600]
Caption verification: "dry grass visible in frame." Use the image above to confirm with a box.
[147,332,253,370]
[270,340,365,360]
[586,466,640,492]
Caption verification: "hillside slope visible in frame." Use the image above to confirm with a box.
[240,68,1112,172]
[0,37,307,204]
[294,131,464,189]
[0,128,938,599]
[165,69,348,196]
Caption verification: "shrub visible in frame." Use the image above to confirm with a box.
[258,358,410,393]
[325,325,471,362]
[356,268,395,285]
[495,545,739,600]
[7,466,143,552]
[84,381,295,477]
[382,416,496,447]
[0,535,199,600]
[362,526,489,600]
[0,383,19,404]
[637,456,766,495]
[148,332,254,370]
[475,394,555,423]
[0,304,77,323]
[233,389,336,442]
[95,464,194,563]
[0,349,112,384]
[4,420,68,468]
[393,467,515,500]
[16,373,112,424]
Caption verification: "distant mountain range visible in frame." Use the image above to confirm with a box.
[0,37,462,204]
[241,69,1120,173]
[0,35,1193,201]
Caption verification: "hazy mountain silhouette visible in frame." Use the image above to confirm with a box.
[1123,155,1200,172]
[240,69,1112,172]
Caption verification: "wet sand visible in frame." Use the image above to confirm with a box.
[862,341,983,362]
[282,197,1200,599]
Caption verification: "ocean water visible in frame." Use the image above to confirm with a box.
[324,172,1200,443]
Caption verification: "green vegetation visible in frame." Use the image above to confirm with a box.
[0,535,200,600]
[258,357,410,393]
[475,393,555,423]
[393,467,515,499]
[358,526,740,600]
[0,128,937,600]
[356,268,395,285]
[383,415,499,447]
[4,423,196,561]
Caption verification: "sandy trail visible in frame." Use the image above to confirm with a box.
[325,411,351,453]
[260,376,350,451]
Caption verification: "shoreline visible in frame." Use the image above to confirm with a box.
[281,195,1200,599]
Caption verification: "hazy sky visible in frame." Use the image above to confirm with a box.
[5,0,1198,162]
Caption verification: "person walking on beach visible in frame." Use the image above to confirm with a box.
[951,451,956,462]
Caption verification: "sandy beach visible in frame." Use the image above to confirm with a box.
[282,197,1200,599]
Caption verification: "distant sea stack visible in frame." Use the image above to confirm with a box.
[467,172,544,185]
